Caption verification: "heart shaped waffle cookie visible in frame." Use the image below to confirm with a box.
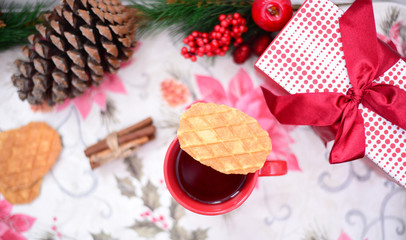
[177,103,272,174]
[0,179,43,204]
[0,122,61,204]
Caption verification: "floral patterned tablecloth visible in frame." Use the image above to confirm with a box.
[0,1,406,240]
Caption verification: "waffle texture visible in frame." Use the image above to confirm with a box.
[177,103,272,174]
[0,122,61,203]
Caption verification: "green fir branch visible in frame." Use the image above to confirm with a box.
[130,0,265,40]
[0,1,53,51]
[380,6,400,37]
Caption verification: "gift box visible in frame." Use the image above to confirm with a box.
[255,0,406,188]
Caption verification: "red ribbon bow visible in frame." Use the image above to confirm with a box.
[261,0,406,164]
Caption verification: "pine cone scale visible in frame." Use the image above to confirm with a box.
[67,50,86,68]
[52,56,70,73]
[64,32,83,49]
[84,44,101,63]
[33,58,53,75]
[77,9,92,25]
[12,0,136,107]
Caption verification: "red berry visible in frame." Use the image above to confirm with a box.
[221,20,228,27]
[196,39,204,46]
[235,37,243,44]
[240,26,247,33]
[239,18,246,25]
[180,12,248,62]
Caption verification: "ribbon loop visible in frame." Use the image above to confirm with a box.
[261,0,404,164]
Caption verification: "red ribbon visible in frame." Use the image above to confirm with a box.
[261,0,406,164]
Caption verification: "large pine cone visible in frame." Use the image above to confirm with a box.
[12,0,136,106]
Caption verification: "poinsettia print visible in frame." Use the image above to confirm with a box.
[56,71,127,120]
[195,68,301,171]
[160,78,190,107]
[337,230,368,240]
[0,199,35,240]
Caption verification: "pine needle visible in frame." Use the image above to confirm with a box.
[380,6,400,36]
[130,0,263,40]
[0,1,54,51]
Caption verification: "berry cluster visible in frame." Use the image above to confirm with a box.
[181,13,248,62]
[140,209,168,229]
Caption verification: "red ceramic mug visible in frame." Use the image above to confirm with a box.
[164,137,287,215]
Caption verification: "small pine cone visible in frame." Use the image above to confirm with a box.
[12,0,137,106]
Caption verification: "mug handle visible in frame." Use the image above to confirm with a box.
[258,160,288,176]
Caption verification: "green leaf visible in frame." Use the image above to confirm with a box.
[169,224,190,240]
[191,228,209,240]
[124,155,143,181]
[141,180,161,211]
[37,231,57,240]
[115,176,137,198]
[129,219,164,238]
[91,231,118,240]
[169,198,185,222]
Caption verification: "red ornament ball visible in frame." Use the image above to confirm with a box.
[233,43,252,64]
[252,34,273,56]
[251,0,293,32]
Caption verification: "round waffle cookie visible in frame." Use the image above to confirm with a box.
[177,103,272,174]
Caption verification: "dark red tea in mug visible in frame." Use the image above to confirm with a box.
[175,148,247,204]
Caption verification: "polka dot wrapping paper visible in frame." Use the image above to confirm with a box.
[255,0,406,188]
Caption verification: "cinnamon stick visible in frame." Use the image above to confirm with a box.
[117,117,153,137]
[89,136,150,169]
[84,124,155,157]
